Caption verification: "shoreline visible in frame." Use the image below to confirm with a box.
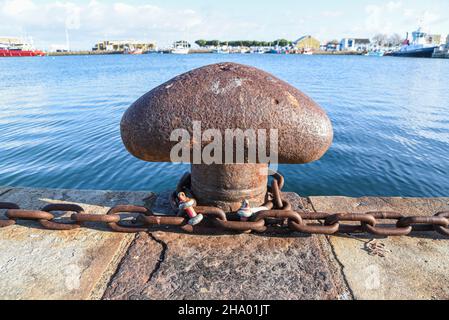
[45,49,365,57]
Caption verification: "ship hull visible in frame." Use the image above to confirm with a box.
[0,50,45,57]
[392,47,436,58]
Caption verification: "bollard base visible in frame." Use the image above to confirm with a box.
[191,164,268,212]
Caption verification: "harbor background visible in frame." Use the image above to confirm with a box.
[0,53,448,197]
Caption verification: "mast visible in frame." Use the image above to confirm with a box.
[65,28,70,51]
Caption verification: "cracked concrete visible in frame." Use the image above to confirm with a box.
[101,233,162,300]
[103,193,350,300]
[309,196,449,300]
[147,233,169,283]
[0,187,151,300]
[0,188,13,198]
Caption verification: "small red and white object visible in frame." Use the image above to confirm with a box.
[178,192,204,226]
[238,200,269,221]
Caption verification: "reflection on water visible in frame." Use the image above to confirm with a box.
[0,54,448,197]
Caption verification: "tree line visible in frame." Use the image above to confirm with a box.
[195,34,405,48]
[371,33,403,47]
[195,39,292,47]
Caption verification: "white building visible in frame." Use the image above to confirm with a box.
[93,40,156,52]
[340,38,370,51]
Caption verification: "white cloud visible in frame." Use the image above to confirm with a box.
[364,1,443,36]
[0,0,203,48]
[0,0,447,49]
[386,1,402,11]
[321,10,343,18]
[2,0,36,15]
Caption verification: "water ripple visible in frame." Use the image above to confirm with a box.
[0,54,448,197]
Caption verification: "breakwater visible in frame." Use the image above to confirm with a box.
[47,50,124,56]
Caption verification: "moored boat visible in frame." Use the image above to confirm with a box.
[302,48,313,55]
[212,48,230,54]
[0,48,45,57]
[391,28,438,58]
[0,37,45,57]
[171,40,190,54]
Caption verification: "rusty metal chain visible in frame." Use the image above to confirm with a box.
[1,174,448,238]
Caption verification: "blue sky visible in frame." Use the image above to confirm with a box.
[1,0,448,50]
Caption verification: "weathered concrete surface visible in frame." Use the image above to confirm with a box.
[1,187,448,300]
[309,196,449,300]
[0,188,13,197]
[103,193,351,300]
[0,187,152,300]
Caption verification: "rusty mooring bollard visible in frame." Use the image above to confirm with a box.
[121,62,333,211]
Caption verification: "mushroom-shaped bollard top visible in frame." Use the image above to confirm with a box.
[121,62,333,164]
[121,62,333,210]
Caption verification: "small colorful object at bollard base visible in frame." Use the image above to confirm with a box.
[237,200,269,222]
[178,192,204,226]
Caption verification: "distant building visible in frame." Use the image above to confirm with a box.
[340,38,370,51]
[294,35,320,51]
[173,40,191,48]
[324,40,340,51]
[446,34,449,44]
[426,34,441,45]
[93,40,156,52]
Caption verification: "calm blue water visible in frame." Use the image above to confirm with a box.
[0,54,448,197]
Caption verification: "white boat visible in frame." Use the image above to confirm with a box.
[252,48,267,54]
[172,47,189,54]
[303,48,313,55]
[212,48,230,54]
[171,41,190,54]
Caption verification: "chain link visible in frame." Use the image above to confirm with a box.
[0,202,19,228]
[434,212,449,236]
[0,174,448,237]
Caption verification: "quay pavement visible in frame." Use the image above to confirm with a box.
[0,186,448,300]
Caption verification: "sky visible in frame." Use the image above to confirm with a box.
[0,0,448,50]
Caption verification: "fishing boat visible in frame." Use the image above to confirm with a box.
[0,37,45,57]
[392,28,438,58]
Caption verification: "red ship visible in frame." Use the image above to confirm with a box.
[0,37,45,57]
[0,48,45,57]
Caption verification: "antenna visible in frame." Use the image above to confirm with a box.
[418,15,425,32]
[65,28,70,51]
